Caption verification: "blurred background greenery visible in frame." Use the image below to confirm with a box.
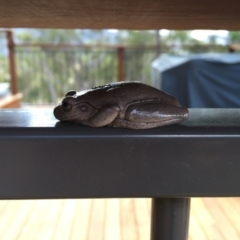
[0,29,239,105]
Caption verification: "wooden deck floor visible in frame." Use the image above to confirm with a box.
[0,198,239,240]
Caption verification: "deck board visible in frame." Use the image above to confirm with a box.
[190,198,222,240]
[70,200,93,240]
[37,200,62,240]
[0,198,239,240]
[105,199,121,240]
[89,199,105,240]
[120,199,138,240]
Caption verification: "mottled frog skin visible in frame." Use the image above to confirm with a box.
[53,82,189,129]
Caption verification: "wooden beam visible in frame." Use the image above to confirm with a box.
[0,0,240,29]
[6,31,18,95]
[0,93,22,108]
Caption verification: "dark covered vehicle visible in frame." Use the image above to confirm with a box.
[152,53,240,108]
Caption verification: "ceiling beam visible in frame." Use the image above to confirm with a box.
[1,0,240,29]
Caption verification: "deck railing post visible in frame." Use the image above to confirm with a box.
[150,198,191,240]
[117,47,125,81]
[6,30,18,95]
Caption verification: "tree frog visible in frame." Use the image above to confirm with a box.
[53,82,189,129]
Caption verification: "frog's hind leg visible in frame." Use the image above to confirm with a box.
[111,101,188,129]
[112,118,185,129]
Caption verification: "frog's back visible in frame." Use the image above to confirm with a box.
[75,82,178,108]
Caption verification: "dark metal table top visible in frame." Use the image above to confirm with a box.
[0,108,240,199]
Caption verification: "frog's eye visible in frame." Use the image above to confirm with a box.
[62,100,72,112]
[65,90,77,97]
[79,103,88,112]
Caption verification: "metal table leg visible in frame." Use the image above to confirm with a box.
[150,198,191,240]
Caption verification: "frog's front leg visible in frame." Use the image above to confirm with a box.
[112,101,189,129]
[82,104,120,127]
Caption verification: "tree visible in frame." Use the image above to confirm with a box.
[117,30,156,45]
[229,31,240,44]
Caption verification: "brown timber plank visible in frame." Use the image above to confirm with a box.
[0,0,240,29]
[0,93,22,109]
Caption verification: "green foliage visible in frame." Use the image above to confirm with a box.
[0,55,9,83]
[16,48,119,103]
[163,31,191,44]
[0,30,235,104]
[229,31,240,44]
[0,32,10,84]
[16,29,82,44]
[118,30,157,45]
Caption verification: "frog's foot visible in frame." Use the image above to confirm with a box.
[112,101,188,129]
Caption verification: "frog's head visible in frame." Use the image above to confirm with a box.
[53,91,98,123]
